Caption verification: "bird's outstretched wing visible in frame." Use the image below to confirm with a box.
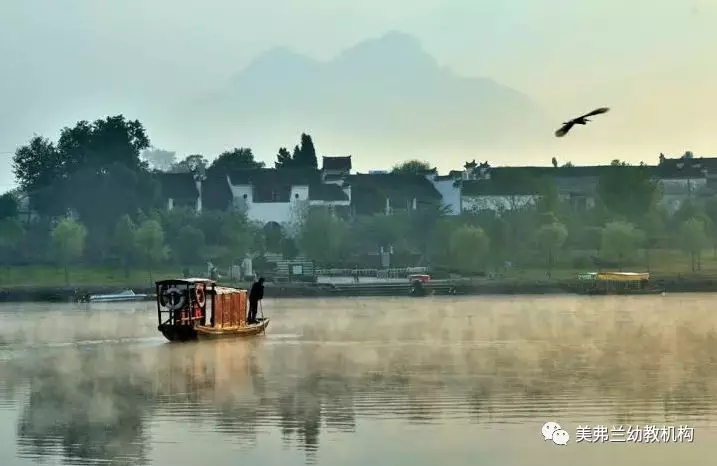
[579,107,610,119]
[555,122,574,138]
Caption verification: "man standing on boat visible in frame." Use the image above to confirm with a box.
[247,277,265,324]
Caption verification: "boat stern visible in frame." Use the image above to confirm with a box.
[158,324,198,342]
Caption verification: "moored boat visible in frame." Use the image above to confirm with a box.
[570,271,663,295]
[155,278,269,342]
[88,289,150,303]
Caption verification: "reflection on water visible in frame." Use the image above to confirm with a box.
[0,295,716,465]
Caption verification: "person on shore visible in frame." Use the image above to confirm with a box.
[247,277,265,324]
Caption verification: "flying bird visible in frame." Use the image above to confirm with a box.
[554,107,610,137]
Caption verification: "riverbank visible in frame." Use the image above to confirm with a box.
[3,272,717,302]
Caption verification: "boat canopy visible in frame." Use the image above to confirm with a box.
[215,286,245,295]
[578,272,649,282]
[155,278,216,286]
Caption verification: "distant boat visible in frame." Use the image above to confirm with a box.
[88,289,149,303]
[570,272,662,295]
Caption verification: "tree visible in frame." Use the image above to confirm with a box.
[173,225,205,266]
[51,218,87,285]
[297,207,349,265]
[597,160,659,218]
[281,236,299,260]
[220,211,254,265]
[0,219,25,274]
[534,178,560,214]
[680,217,709,271]
[448,225,490,274]
[487,216,512,264]
[13,115,154,226]
[672,198,702,229]
[208,148,264,175]
[275,133,319,169]
[141,148,176,171]
[170,154,209,174]
[291,145,300,166]
[135,219,165,282]
[274,147,293,169]
[639,207,667,271]
[600,221,643,270]
[56,115,149,172]
[0,192,18,220]
[69,162,160,249]
[352,213,410,254]
[296,133,318,169]
[263,223,284,253]
[702,195,717,257]
[403,203,451,263]
[12,136,65,216]
[113,215,136,278]
[535,222,568,279]
[391,160,434,175]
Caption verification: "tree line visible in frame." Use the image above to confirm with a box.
[2,113,716,284]
[1,116,327,280]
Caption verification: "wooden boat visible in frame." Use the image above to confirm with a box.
[155,278,269,342]
[570,271,663,295]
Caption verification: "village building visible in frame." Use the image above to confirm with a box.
[458,163,602,212]
[655,152,711,213]
[18,150,711,230]
[456,154,711,215]
[156,172,203,213]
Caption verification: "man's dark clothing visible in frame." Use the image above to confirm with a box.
[248,300,259,324]
[247,280,264,324]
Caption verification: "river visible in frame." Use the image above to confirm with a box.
[0,295,715,465]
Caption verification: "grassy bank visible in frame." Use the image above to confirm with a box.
[0,266,179,288]
[0,248,716,298]
[1,248,716,287]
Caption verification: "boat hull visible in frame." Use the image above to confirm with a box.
[158,318,269,343]
[570,287,663,296]
[89,295,149,303]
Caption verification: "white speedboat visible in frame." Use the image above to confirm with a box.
[88,289,149,303]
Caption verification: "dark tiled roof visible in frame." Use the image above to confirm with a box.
[660,156,717,171]
[155,173,198,201]
[487,166,609,178]
[227,168,319,186]
[346,173,441,214]
[322,156,352,171]
[463,167,558,196]
[226,168,349,203]
[655,160,709,179]
[460,163,710,197]
[202,172,233,210]
[309,183,349,201]
[347,173,441,200]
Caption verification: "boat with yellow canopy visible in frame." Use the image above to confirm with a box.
[572,271,661,295]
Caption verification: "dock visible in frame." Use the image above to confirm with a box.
[309,278,457,297]
[258,267,455,297]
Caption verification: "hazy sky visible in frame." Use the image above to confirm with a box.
[1,0,716,191]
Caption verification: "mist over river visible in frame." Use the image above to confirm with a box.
[0,295,715,465]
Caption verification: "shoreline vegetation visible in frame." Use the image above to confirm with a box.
[6,116,717,305]
[3,262,717,302]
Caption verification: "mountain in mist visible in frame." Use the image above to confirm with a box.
[173,31,551,163]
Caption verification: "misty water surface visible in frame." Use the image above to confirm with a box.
[0,295,715,465]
